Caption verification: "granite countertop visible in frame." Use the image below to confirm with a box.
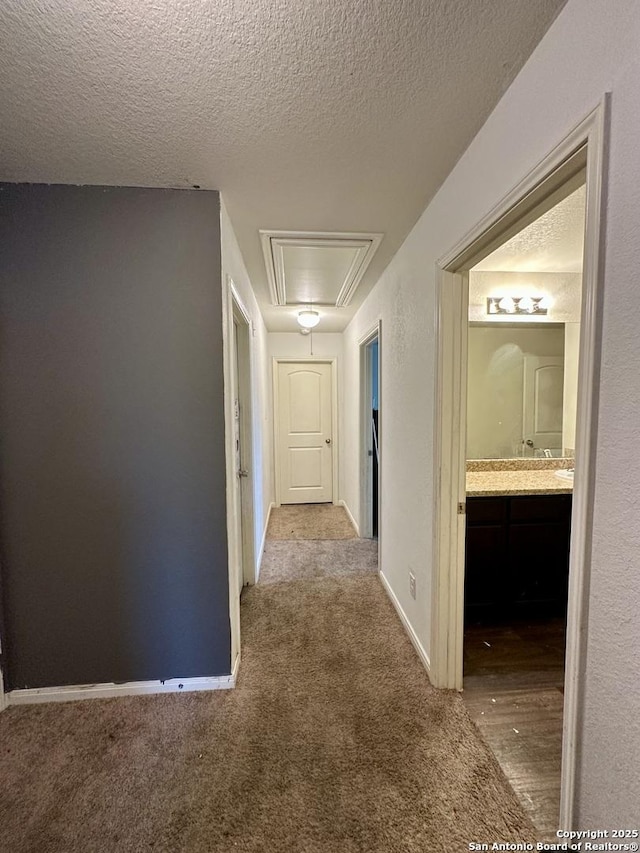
[466,469,573,497]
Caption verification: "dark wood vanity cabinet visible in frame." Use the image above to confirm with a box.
[465,494,572,620]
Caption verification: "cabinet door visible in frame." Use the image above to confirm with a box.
[464,497,507,618]
[508,521,570,611]
[465,515,508,619]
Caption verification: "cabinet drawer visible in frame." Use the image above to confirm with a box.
[466,497,507,525]
[509,495,572,523]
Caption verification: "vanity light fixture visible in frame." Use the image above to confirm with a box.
[486,296,549,316]
[297,308,320,329]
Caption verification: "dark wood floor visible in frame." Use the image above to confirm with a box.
[462,617,566,838]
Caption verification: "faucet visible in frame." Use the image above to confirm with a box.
[543,448,553,458]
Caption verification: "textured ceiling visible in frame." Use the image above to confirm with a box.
[0,0,566,331]
[475,184,586,274]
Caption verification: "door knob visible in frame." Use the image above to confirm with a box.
[325,438,332,445]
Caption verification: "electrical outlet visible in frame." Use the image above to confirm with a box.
[409,571,416,600]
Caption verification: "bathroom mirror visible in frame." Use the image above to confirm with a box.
[466,182,586,461]
[466,322,579,460]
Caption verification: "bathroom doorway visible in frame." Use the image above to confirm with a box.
[462,180,585,836]
[431,101,607,832]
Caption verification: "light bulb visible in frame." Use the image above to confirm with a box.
[518,296,535,313]
[498,296,515,313]
[538,295,552,310]
[297,310,320,329]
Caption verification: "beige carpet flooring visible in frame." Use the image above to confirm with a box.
[260,538,378,584]
[0,520,537,852]
[267,504,357,539]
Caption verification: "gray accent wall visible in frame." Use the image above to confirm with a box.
[0,184,231,689]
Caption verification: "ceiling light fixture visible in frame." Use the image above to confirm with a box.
[297,309,320,329]
[487,296,549,316]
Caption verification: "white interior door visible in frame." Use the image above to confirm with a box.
[277,361,333,504]
[523,355,565,452]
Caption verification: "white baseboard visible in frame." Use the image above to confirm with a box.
[338,499,360,537]
[378,571,431,677]
[256,502,275,580]
[7,654,240,706]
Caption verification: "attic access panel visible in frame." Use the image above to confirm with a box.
[260,231,383,308]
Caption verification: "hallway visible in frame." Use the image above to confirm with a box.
[0,507,537,852]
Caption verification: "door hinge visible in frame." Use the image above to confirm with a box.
[457,502,466,515]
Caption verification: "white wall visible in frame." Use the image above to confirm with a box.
[268,332,345,507]
[343,0,640,826]
[343,264,433,655]
[267,332,344,361]
[221,201,273,578]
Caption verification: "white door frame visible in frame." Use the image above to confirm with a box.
[359,322,382,539]
[431,97,609,830]
[223,275,256,667]
[232,295,256,589]
[272,357,339,507]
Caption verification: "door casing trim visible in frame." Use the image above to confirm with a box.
[272,357,339,507]
[358,322,382,540]
[222,275,256,667]
[231,289,256,589]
